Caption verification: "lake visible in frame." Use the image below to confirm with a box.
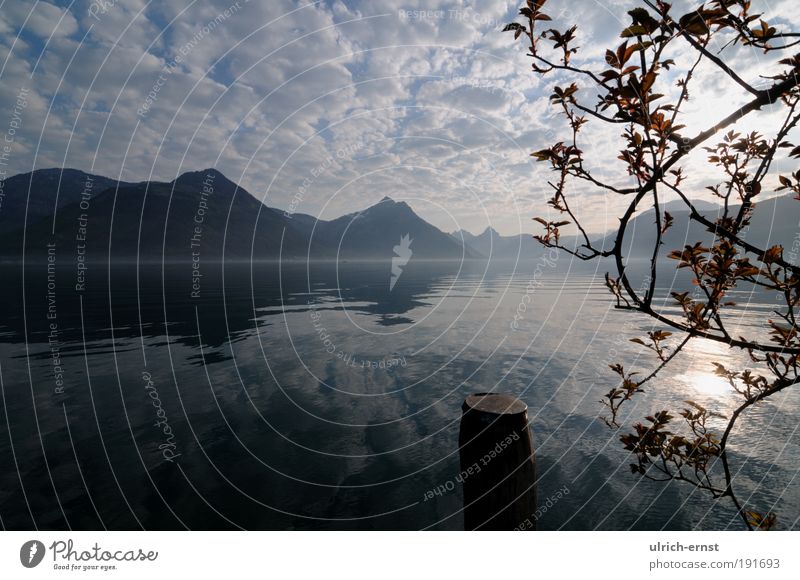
[0,258,797,530]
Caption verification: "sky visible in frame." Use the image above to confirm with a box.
[0,0,798,236]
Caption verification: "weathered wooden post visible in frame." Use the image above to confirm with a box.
[458,393,537,530]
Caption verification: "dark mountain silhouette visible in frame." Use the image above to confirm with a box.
[6,168,792,268]
[0,168,132,229]
[0,169,481,262]
[0,168,133,256]
[1,168,321,262]
[312,196,482,260]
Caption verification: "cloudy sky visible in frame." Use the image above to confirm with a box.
[0,0,797,235]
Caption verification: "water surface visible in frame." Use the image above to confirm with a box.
[0,259,797,530]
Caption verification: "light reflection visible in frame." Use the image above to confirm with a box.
[676,339,737,399]
[680,371,732,398]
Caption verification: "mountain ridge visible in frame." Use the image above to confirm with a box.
[0,168,481,262]
[4,167,792,265]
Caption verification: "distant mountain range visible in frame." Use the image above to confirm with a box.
[450,227,542,259]
[1,168,795,265]
[591,193,800,288]
[0,168,482,262]
[597,194,799,258]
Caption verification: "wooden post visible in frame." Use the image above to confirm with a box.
[458,393,537,530]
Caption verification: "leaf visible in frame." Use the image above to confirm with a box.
[745,510,777,530]
[531,149,552,161]
[762,245,783,263]
[503,23,526,40]
[605,49,620,69]
[661,211,674,235]
[684,400,706,413]
[641,70,657,93]
[678,11,710,36]
[621,24,649,38]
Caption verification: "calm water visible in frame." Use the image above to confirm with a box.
[0,258,797,530]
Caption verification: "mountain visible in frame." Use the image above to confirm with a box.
[452,225,591,261]
[9,168,790,268]
[593,194,800,286]
[597,194,799,258]
[448,195,798,269]
[658,198,719,214]
[0,169,482,263]
[451,227,542,259]
[1,168,326,262]
[312,197,482,260]
[0,168,132,236]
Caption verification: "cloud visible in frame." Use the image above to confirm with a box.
[2,1,79,40]
[1,0,799,236]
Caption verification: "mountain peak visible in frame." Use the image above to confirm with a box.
[173,168,244,196]
[369,196,412,212]
[175,167,228,183]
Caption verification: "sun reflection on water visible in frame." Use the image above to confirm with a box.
[675,339,740,400]
[680,371,732,398]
